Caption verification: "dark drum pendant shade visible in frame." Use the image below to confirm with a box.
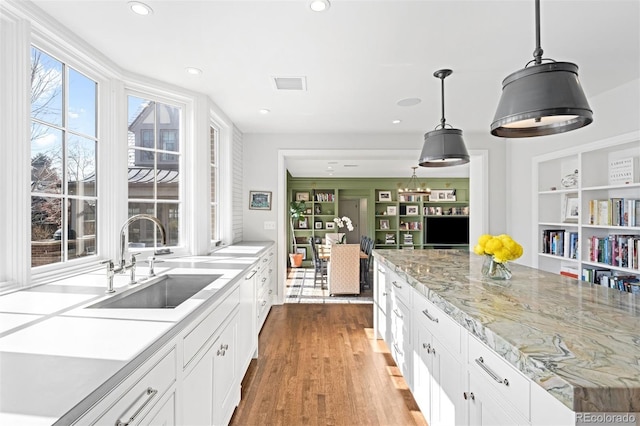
[418,69,469,168]
[419,128,469,167]
[490,0,593,138]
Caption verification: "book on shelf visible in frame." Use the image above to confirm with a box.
[541,229,578,258]
[384,233,396,244]
[588,234,640,269]
[403,233,414,245]
[314,192,334,202]
[560,266,579,279]
[588,198,640,226]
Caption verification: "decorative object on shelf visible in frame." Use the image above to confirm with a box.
[398,167,431,196]
[378,190,392,201]
[405,205,419,216]
[315,204,322,214]
[249,190,272,210]
[296,192,310,202]
[305,208,312,215]
[561,169,579,188]
[295,247,307,261]
[314,221,323,229]
[474,234,523,280]
[490,0,592,138]
[562,193,579,223]
[428,189,456,201]
[386,205,397,216]
[419,69,469,167]
[325,221,335,230]
[380,219,389,230]
[333,216,354,243]
[609,157,638,185]
[288,201,307,267]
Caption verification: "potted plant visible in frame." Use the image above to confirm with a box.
[289,200,307,267]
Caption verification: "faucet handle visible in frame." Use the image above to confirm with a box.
[101,259,114,270]
[130,252,142,263]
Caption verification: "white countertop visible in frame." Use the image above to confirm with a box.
[0,242,273,425]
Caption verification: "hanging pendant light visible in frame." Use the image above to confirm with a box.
[398,167,431,196]
[491,0,593,138]
[419,69,469,167]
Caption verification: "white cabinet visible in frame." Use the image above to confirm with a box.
[257,248,275,332]
[413,293,466,426]
[182,312,239,426]
[533,132,640,286]
[373,259,389,342]
[387,267,413,386]
[238,265,258,374]
[78,346,177,426]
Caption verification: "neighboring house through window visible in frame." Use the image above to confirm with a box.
[127,96,182,248]
[30,46,98,267]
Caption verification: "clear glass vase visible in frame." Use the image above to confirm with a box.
[481,255,512,280]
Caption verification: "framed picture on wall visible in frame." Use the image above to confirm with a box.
[249,191,272,210]
[562,193,579,223]
[296,192,310,202]
[380,219,390,230]
[386,206,397,216]
[298,217,309,229]
[296,247,307,260]
[326,222,335,230]
[406,205,419,216]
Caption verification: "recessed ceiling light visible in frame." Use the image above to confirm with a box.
[128,1,153,15]
[310,0,330,12]
[185,67,202,75]
[397,98,422,107]
[392,119,402,124]
[259,109,270,114]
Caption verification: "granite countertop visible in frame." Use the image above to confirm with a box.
[373,248,640,413]
[0,242,273,426]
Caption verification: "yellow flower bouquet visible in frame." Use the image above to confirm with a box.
[473,234,523,279]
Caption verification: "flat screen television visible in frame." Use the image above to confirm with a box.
[425,216,469,245]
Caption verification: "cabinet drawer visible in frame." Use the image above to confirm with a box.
[94,347,176,426]
[413,293,461,356]
[468,334,530,420]
[388,269,412,307]
[183,286,240,368]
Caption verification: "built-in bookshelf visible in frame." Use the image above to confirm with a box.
[533,131,640,294]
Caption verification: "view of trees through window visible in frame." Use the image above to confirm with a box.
[30,47,98,267]
[127,96,181,248]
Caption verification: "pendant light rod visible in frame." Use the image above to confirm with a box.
[434,69,452,129]
[533,0,543,64]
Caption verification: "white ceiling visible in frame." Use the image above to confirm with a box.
[30,0,640,178]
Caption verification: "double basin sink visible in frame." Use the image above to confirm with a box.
[87,274,222,309]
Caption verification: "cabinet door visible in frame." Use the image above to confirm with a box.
[412,320,434,425]
[212,315,239,426]
[141,391,176,426]
[467,369,528,426]
[373,261,389,341]
[238,266,257,372]
[430,340,465,426]
[182,348,213,425]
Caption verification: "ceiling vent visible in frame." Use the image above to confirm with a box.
[272,76,307,91]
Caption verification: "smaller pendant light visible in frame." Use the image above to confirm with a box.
[419,69,470,168]
[491,0,593,137]
[398,166,431,197]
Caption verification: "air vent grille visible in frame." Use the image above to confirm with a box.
[272,76,307,91]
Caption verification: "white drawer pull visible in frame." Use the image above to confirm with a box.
[392,281,402,289]
[422,309,439,323]
[116,387,158,426]
[475,357,509,386]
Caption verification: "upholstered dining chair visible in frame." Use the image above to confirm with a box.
[327,243,360,296]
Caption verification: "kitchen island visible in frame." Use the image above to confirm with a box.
[373,248,640,420]
[0,242,275,425]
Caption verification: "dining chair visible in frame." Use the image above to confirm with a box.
[310,238,328,288]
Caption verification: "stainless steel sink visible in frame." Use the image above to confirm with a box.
[87,274,221,309]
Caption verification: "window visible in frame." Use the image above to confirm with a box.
[210,125,219,243]
[127,96,181,248]
[30,47,98,267]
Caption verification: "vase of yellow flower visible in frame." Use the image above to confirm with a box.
[473,234,523,280]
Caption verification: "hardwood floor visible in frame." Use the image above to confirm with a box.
[230,304,427,426]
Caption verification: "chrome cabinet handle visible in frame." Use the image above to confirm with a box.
[115,387,158,426]
[475,357,509,386]
[268,289,273,294]
[261,300,267,306]
[463,391,475,401]
[392,281,402,289]
[263,257,268,262]
[245,269,257,279]
[422,309,439,323]
[262,277,267,283]
[422,343,432,353]
[393,308,403,319]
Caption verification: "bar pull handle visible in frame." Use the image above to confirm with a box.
[392,281,401,289]
[422,309,439,323]
[115,387,158,426]
[475,357,509,386]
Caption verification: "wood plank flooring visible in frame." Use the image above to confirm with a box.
[229,304,427,426]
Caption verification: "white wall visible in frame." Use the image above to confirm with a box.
[506,79,640,267]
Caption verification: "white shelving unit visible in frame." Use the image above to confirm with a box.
[533,131,640,290]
